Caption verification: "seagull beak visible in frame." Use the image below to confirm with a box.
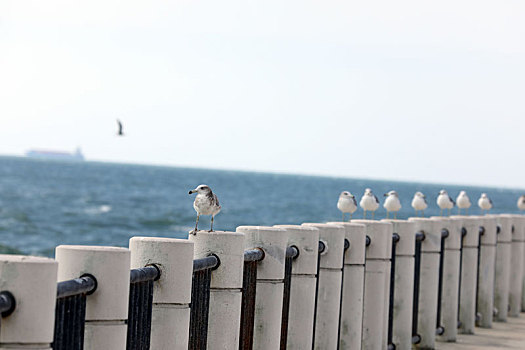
[189,190,196,195]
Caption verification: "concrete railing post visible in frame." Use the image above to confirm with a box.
[129,237,194,350]
[432,217,462,342]
[382,219,416,350]
[55,245,131,350]
[476,216,497,328]
[302,223,345,350]
[236,226,288,350]
[507,215,524,317]
[274,225,319,350]
[189,231,244,349]
[0,255,58,349]
[408,218,442,350]
[327,222,367,350]
[493,215,512,322]
[352,220,392,350]
[453,216,481,334]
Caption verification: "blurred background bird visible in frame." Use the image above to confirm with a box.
[383,190,401,219]
[411,191,428,217]
[437,189,455,216]
[456,190,471,215]
[518,195,525,211]
[337,191,357,221]
[116,119,124,136]
[478,193,493,214]
[189,184,221,234]
[360,188,379,219]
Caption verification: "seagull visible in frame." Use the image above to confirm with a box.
[383,191,402,219]
[518,195,525,211]
[437,189,455,216]
[360,188,380,219]
[411,192,428,217]
[116,119,124,136]
[478,193,493,214]
[189,184,221,234]
[456,190,471,215]
[337,191,357,221]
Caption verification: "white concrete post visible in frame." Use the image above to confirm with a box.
[382,219,416,350]
[0,255,58,350]
[129,237,194,350]
[507,215,524,317]
[327,222,366,350]
[55,245,131,350]
[236,226,288,350]
[274,225,319,350]
[493,215,512,322]
[476,216,497,328]
[408,218,442,350]
[352,220,392,350]
[432,217,462,342]
[302,223,345,350]
[188,231,244,350]
[451,216,480,334]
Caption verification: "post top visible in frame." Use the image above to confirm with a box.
[326,221,366,228]
[0,254,57,264]
[351,219,392,226]
[274,224,319,231]
[130,236,193,244]
[236,226,285,233]
[56,245,129,253]
[302,222,344,229]
[190,230,243,236]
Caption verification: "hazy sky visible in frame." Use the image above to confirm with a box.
[1,1,524,188]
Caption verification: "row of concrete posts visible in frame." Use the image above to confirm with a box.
[0,214,523,349]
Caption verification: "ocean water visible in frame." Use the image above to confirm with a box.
[0,156,522,257]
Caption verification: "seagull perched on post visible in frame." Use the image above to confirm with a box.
[437,189,455,216]
[411,192,428,217]
[478,193,493,214]
[189,184,221,234]
[383,191,402,219]
[360,188,380,219]
[518,195,525,211]
[337,191,357,221]
[456,191,471,215]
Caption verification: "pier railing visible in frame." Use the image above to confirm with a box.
[0,214,524,349]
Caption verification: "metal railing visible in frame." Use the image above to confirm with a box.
[280,245,300,350]
[475,226,486,322]
[387,233,400,350]
[0,290,16,335]
[126,265,161,350]
[457,227,467,328]
[412,231,425,345]
[189,255,220,350]
[239,248,265,350]
[336,239,351,350]
[436,229,449,336]
[311,240,326,349]
[53,274,97,350]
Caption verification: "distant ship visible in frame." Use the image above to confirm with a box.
[25,147,85,162]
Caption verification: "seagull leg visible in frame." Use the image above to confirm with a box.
[372,211,375,220]
[440,209,443,217]
[209,215,214,232]
[349,213,353,222]
[193,214,200,234]
[363,210,366,219]
[422,210,425,217]
[394,212,397,220]
[386,211,389,219]
[342,213,345,222]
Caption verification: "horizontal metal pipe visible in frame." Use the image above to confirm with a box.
[392,233,400,243]
[441,229,449,239]
[343,239,350,251]
[57,274,97,299]
[411,334,421,344]
[130,265,161,284]
[193,255,220,272]
[435,326,445,335]
[244,248,265,262]
[415,231,425,242]
[318,241,326,254]
[0,291,16,317]
[286,245,300,259]
[365,236,371,246]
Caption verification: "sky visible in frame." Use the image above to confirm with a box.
[1,1,524,188]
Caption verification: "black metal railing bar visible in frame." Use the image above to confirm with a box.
[412,231,425,345]
[280,245,300,350]
[387,233,400,350]
[57,274,97,299]
[336,239,350,350]
[457,227,467,329]
[475,226,485,322]
[193,255,220,272]
[0,291,16,318]
[311,240,326,349]
[435,229,449,336]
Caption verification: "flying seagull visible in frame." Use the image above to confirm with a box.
[337,191,357,221]
[360,188,380,219]
[189,184,221,234]
[117,119,124,136]
[411,192,427,217]
[383,190,402,219]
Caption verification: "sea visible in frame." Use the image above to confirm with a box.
[0,156,522,257]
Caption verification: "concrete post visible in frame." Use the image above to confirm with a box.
[507,215,524,317]
[129,237,194,350]
[352,220,392,350]
[236,226,288,350]
[476,216,497,328]
[55,245,131,350]
[0,255,58,350]
[274,225,319,350]
[432,216,462,342]
[327,222,366,350]
[188,231,244,350]
[382,219,416,350]
[302,223,345,350]
[493,215,512,322]
[408,218,442,350]
[451,216,480,334]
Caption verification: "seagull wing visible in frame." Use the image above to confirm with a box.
[489,198,493,206]
[352,197,357,207]
[449,195,455,206]
[374,195,379,204]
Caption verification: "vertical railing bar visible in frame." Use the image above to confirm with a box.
[457,227,467,328]
[436,229,449,335]
[144,280,154,350]
[311,241,325,350]
[475,226,485,322]
[388,233,400,349]
[412,231,425,344]
[336,239,350,350]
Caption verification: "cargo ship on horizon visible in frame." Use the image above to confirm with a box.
[25,147,85,161]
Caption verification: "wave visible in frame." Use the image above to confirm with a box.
[84,205,112,215]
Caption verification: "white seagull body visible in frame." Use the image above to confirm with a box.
[337,191,357,221]
[360,188,380,219]
[478,193,492,213]
[518,195,525,211]
[437,189,455,216]
[189,184,221,234]
[383,191,402,219]
[456,191,471,214]
[411,192,428,216]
